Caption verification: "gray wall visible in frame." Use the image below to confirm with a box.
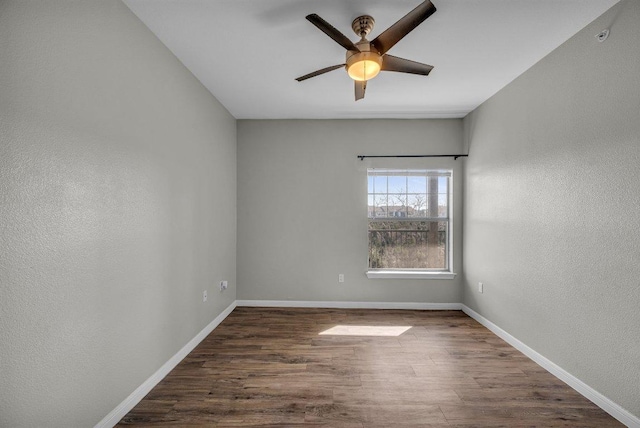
[0,1,236,426]
[463,0,639,418]
[237,119,463,304]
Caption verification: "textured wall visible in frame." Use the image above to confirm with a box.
[463,0,640,418]
[237,119,463,303]
[0,1,236,426]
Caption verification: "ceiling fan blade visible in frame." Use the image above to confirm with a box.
[371,1,436,55]
[306,14,359,51]
[355,80,366,101]
[381,55,433,76]
[295,64,345,82]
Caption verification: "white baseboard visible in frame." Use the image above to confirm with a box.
[462,305,640,428]
[236,299,462,310]
[94,301,237,428]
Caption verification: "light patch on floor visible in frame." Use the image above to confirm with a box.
[319,325,412,337]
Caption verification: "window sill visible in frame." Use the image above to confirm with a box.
[366,271,457,280]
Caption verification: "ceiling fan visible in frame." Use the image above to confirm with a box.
[295,1,437,101]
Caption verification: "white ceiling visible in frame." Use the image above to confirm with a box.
[123,0,618,119]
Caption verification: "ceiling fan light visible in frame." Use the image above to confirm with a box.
[346,52,382,81]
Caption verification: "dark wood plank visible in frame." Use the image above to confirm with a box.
[117,308,622,427]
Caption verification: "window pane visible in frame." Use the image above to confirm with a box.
[407,194,426,217]
[388,176,406,193]
[368,176,374,193]
[388,192,407,209]
[374,195,388,217]
[438,194,448,217]
[373,176,387,194]
[407,176,426,193]
[368,220,448,269]
[438,176,448,193]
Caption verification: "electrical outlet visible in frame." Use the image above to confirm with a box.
[478,282,484,293]
[338,274,344,283]
[219,280,228,291]
[203,290,208,302]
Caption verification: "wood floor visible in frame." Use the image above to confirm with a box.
[118,308,622,427]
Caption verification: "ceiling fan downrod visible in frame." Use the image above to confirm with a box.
[352,15,375,40]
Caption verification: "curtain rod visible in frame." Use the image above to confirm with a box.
[357,154,469,161]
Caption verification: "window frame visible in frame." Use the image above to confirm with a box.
[366,168,456,280]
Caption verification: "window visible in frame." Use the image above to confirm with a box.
[367,169,454,278]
